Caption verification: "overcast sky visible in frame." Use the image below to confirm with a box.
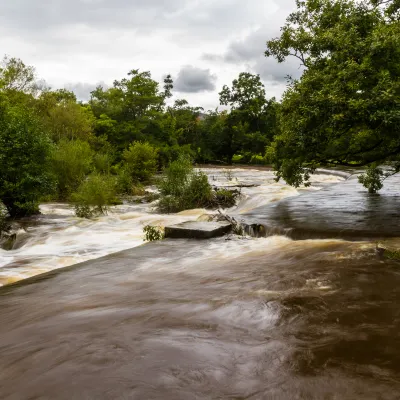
[0,0,301,110]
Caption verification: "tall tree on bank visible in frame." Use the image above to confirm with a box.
[265,0,400,189]
[0,95,54,216]
[90,69,167,150]
[219,72,278,162]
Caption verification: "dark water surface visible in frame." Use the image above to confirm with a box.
[1,237,400,399]
[1,172,400,399]
[242,174,400,239]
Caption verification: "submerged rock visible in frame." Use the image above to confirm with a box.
[164,221,232,239]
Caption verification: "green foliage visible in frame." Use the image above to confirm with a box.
[265,0,400,189]
[115,165,134,195]
[0,98,54,217]
[143,225,164,242]
[0,55,41,95]
[157,156,212,213]
[384,249,400,261]
[123,141,158,183]
[51,139,94,199]
[36,90,95,142]
[71,173,117,218]
[358,164,384,193]
[93,152,113,174]
[213,188,237,208]
[217,73,278,162]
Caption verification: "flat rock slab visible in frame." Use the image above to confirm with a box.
[164,221,231,239]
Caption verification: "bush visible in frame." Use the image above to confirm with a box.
[51,139,93,199]
[71,173,118,218]
[93,152,113,174]
[213,188,237,208]
[115,165,134,195]
[123,141,158,183]
[143,225,164,241]
[131,184,146,196]
[157,156,212,213]
[358,164,384,194]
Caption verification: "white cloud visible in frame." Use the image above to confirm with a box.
[0,0,298,108]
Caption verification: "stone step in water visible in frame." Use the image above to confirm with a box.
[164,221,232,239]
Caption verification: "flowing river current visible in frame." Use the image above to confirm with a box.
[0,168,343,286]
[1,168,400,399]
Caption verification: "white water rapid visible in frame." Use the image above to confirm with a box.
[0,168,344,286]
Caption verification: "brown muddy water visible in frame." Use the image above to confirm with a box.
[1,169,400,399]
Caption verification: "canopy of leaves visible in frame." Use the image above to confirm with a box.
[0,96,54,216]
[265,0,400,187]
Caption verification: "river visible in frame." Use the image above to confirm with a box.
[0,168,343,286]
[1,168,400,399]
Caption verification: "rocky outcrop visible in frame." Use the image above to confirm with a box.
[164,221,232,239]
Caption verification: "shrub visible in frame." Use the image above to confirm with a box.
[143,225,164,241]
[71,173,118,218]
[51,139,93,199]
[213,188,237,208]
[157,156,213,213]
[358,164,384,194]
[93,152,113,174]
[131,184,146,196]
[123,141,158,183]
[115,165,133,195]
[158,155,192,199]
[184,171,212,207]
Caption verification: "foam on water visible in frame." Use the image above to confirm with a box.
[0,168,344,286]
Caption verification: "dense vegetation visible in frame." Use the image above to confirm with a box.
[265,0,400,190]
[0,0,398,225]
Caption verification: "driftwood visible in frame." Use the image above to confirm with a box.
[214,210,245,236]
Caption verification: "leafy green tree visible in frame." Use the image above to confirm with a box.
[51,139,94,199]
[122,141,158,183]
[36,89,95,142]
[0,55,41,95]
[90,70,166,149]
[219,73,278,162]
[0,96,54,216]
[265,0,400,189]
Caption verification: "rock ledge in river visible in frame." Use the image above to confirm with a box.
[164,221,232,239]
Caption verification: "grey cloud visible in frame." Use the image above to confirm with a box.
[0,0,297,43]
[63,81,109,102]
[203,25,304,88]
[0,0,186,33]
[174,66,217,93]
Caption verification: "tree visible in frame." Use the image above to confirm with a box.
[122,141,158,183]
[265,0,400,189]
[219,73,277,162]
[0,96,54,216]
[36,89,95,142]
[90,70,166,149]
[0,55,40,94]
[51,139,94,199]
